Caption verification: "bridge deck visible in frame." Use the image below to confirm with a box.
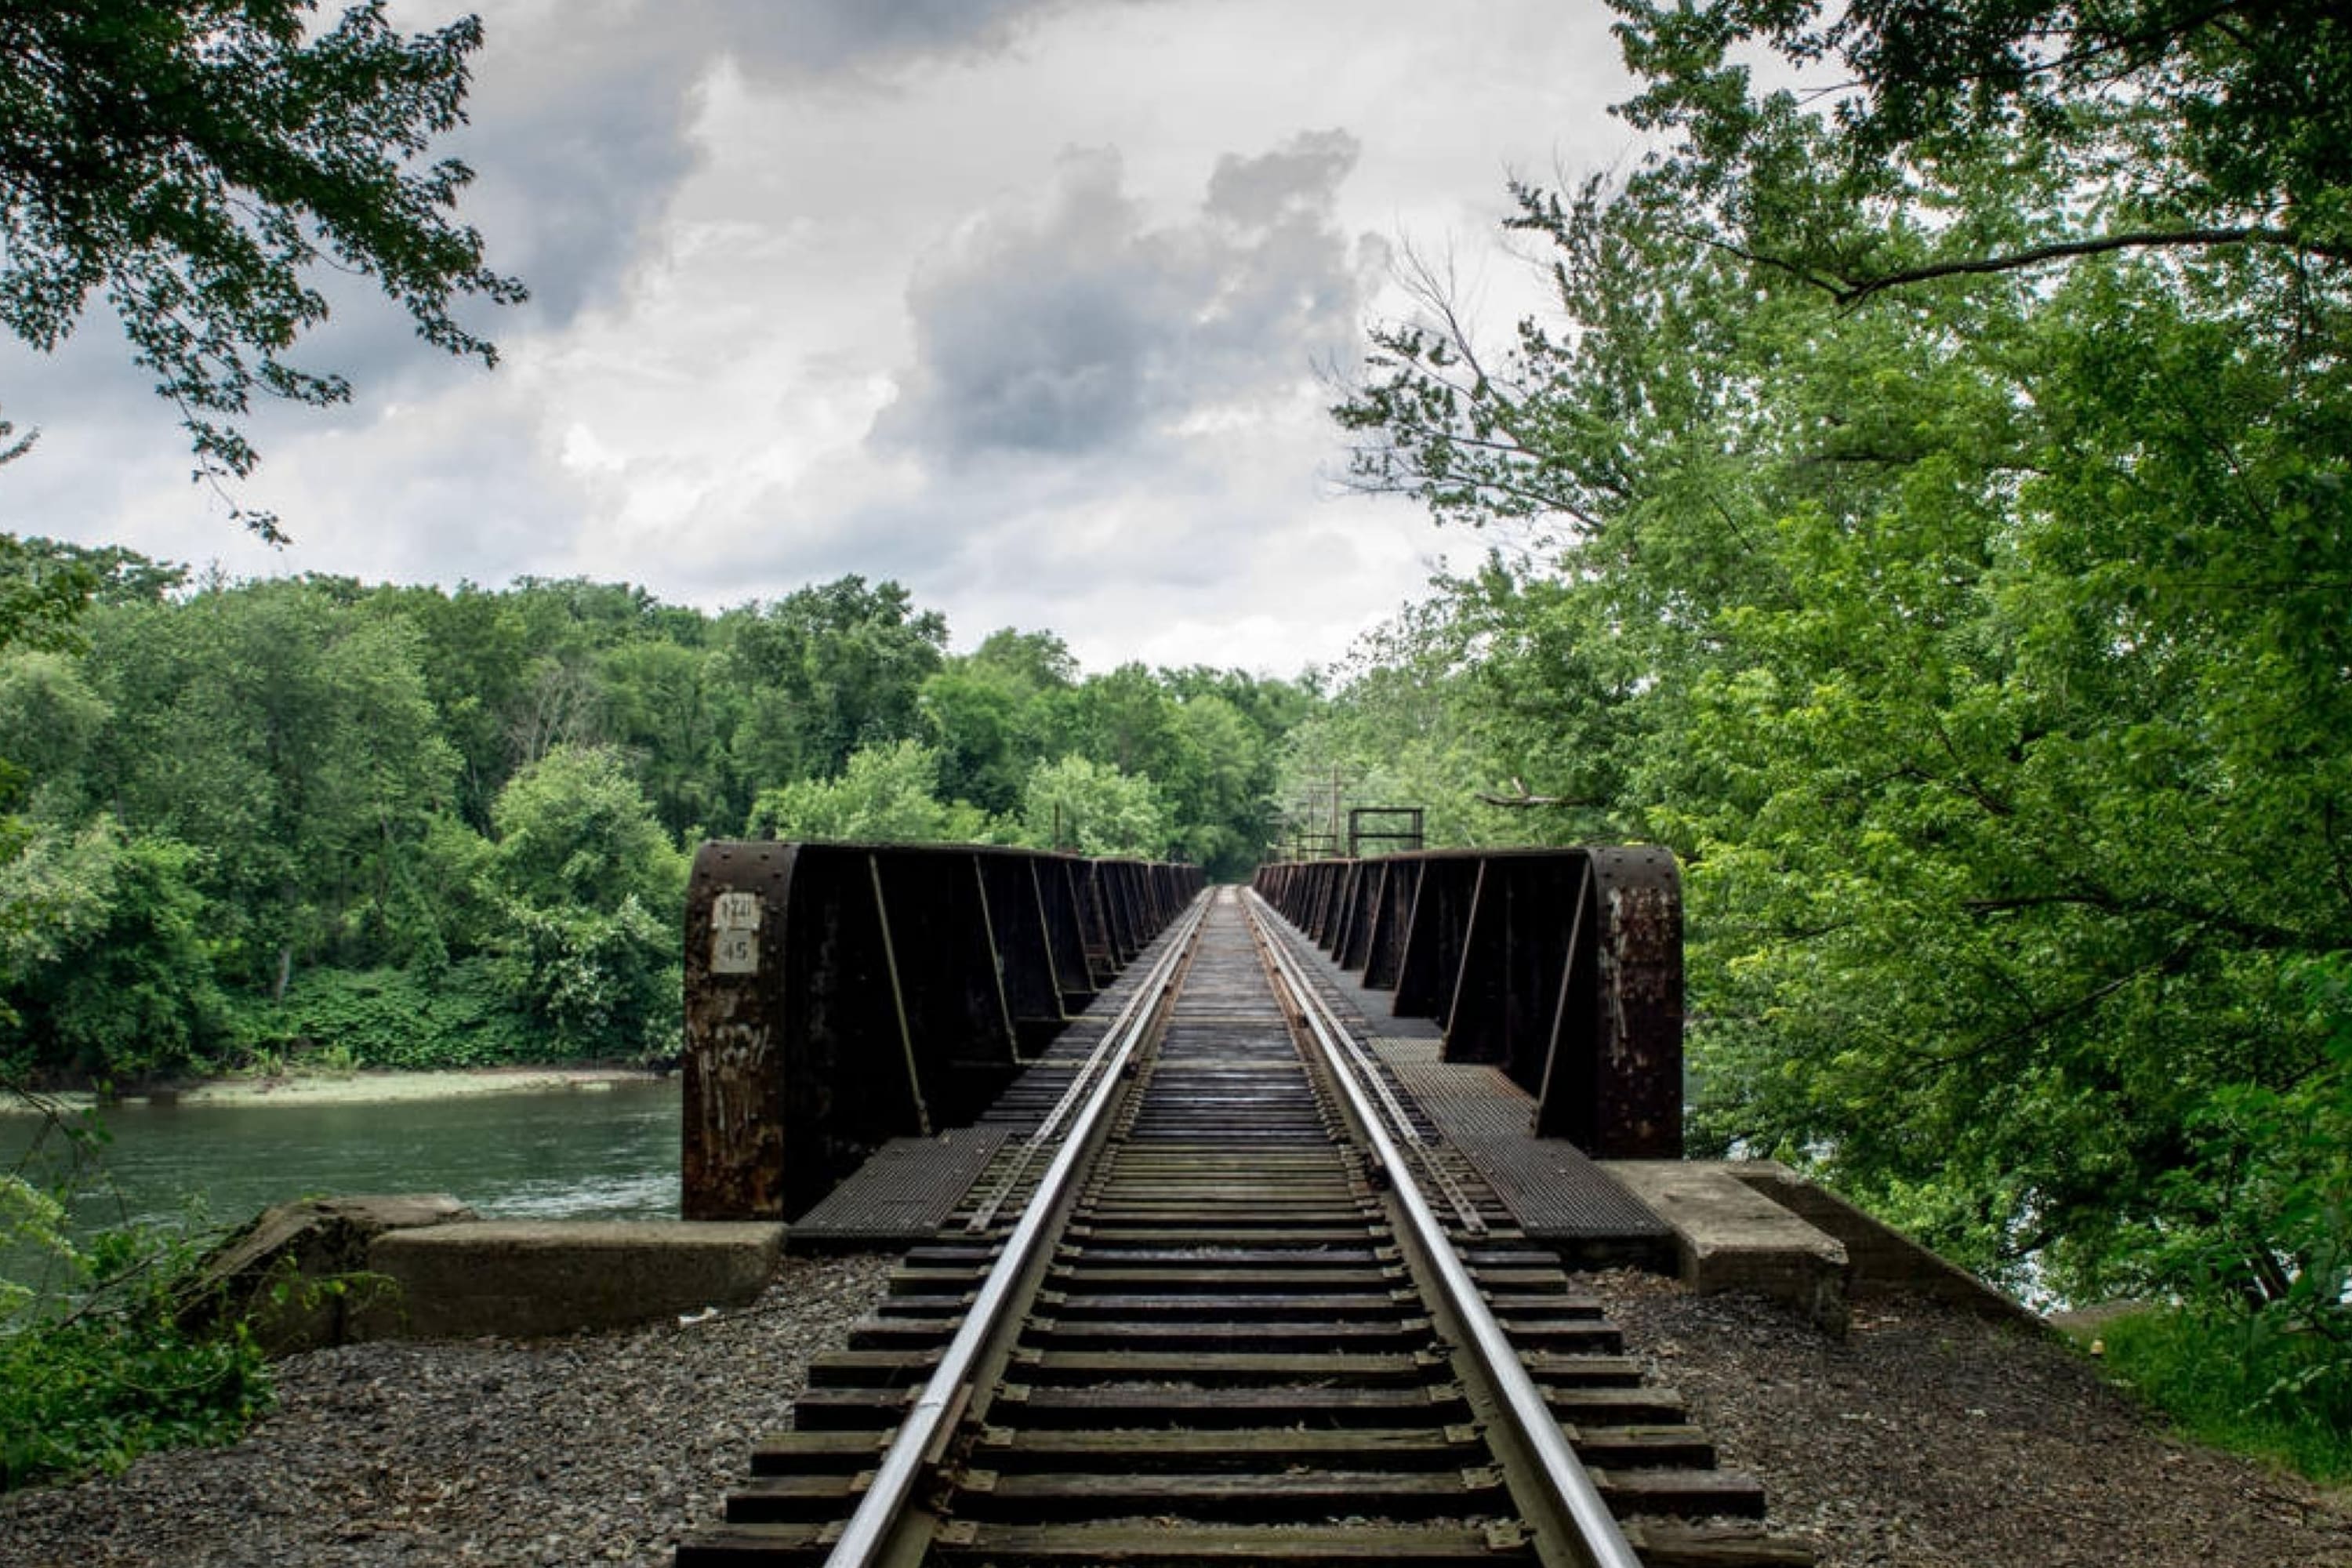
[788,898,1671,1259]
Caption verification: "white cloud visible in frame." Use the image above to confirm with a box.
[5,0,1637,673]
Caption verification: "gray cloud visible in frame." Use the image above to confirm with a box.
[447,31,708,331]
[716,0,1101,75]
[457,0,1053,320]
[447,0,1125,333]
[872,130,1370,464]
[4,0,1124,497]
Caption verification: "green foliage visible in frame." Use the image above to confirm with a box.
[0,1,525,533]
[1331,0,2352,1324]
[1276,586,1617,855]
[489,745,682,916]
[486,898,679,1060]
[222,959,539,1070]
[724,576,949,787]
[0,1169,76,1319]
[0,564,1319,1079]
[0,1169,270,1491]
[2127,956,2352,1430]
[1611,0,2352,263]
[920,641,1068,818]
[485,746,684,1059]
[71,581,467,991]
[0,1290,269,1491]
[2097,1305,2352,1484]
[0,826,227,1081]
[747,740,998,844]
[0,537,99,658]
[1018,755,1172,858]
[0,651,112,822]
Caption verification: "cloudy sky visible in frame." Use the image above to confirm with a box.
[2,0,1641,674]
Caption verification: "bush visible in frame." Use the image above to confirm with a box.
[488,897,681,1061]
[0,1178,270,1491]
[2097,1306,2352,1483]
[2109,954,2352,1480]
[223,958,548,1070]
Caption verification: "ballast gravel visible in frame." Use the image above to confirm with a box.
[5,1254,2350,1566]
[0,1250,898,1568]
[1588,1269,2352,1568]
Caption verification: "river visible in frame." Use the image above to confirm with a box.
[2,1078,682,1264]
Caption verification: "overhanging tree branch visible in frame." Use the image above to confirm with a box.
[1830,228,2351,304]
[1677,223,2352,307]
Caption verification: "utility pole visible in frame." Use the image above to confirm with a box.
[1329,763,1345,859]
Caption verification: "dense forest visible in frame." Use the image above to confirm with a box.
[0,545,1318,1086]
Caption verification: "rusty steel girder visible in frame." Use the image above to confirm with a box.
[1250,846,1683,1160]
[682,841,1203,1221]
[1537,846,1682,1158]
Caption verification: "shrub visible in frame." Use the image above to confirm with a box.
[223,959,549,1070]
[0,1171,270,1491]
[2097,1306,2352,1483]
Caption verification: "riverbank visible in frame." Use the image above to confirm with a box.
[1,1065,669,1116]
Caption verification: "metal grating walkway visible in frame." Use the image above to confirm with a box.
[788,1129,1009,1245]
[1270,909,1673,1263]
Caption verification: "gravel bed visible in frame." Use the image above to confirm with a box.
[10,1255,2350,1566]
[0,1250,898,1568]
[1589,1269,2352,1568]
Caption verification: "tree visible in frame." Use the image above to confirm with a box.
[1066,663,1177,781]
[919,633,1084,819]
[1275,594,1561,855]
[0,536,100,657]
[1335,0,2352,1313]
[0,536,107,1054]
[1018,755,1171,858]
[486,745,684,1058]
[1605,0,2352,309]
[598,638,726,838]
[488,744,678,918]
[920,662,1033,818]
[971,627,1078,691]
[0,2,525,535]
[77,582,459,991]
[1159,695,1265,879]
[0,649,111,823]
[721,577,948,791]
[746,740,995,845]
[0,823,226,1082]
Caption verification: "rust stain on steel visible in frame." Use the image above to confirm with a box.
[1590,847,1683,1158]
[681,841,796,1220]
[684,843,1206,1223]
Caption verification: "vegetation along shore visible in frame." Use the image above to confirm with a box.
[0,1067,667,1118]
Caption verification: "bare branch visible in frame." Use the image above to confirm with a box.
[1475,777,1602,809]
[1832,228,2352,304]
[1676,223,2350,307]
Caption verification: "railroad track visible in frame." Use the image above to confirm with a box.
[677,888,1811,1567]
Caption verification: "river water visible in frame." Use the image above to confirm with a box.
[2,1079,683,1258]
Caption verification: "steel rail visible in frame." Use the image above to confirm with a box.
[1243,889,1645,1568]
[961,916,1192,1232]
[821,889,1213,1568]
[1247,906,1485,1233]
